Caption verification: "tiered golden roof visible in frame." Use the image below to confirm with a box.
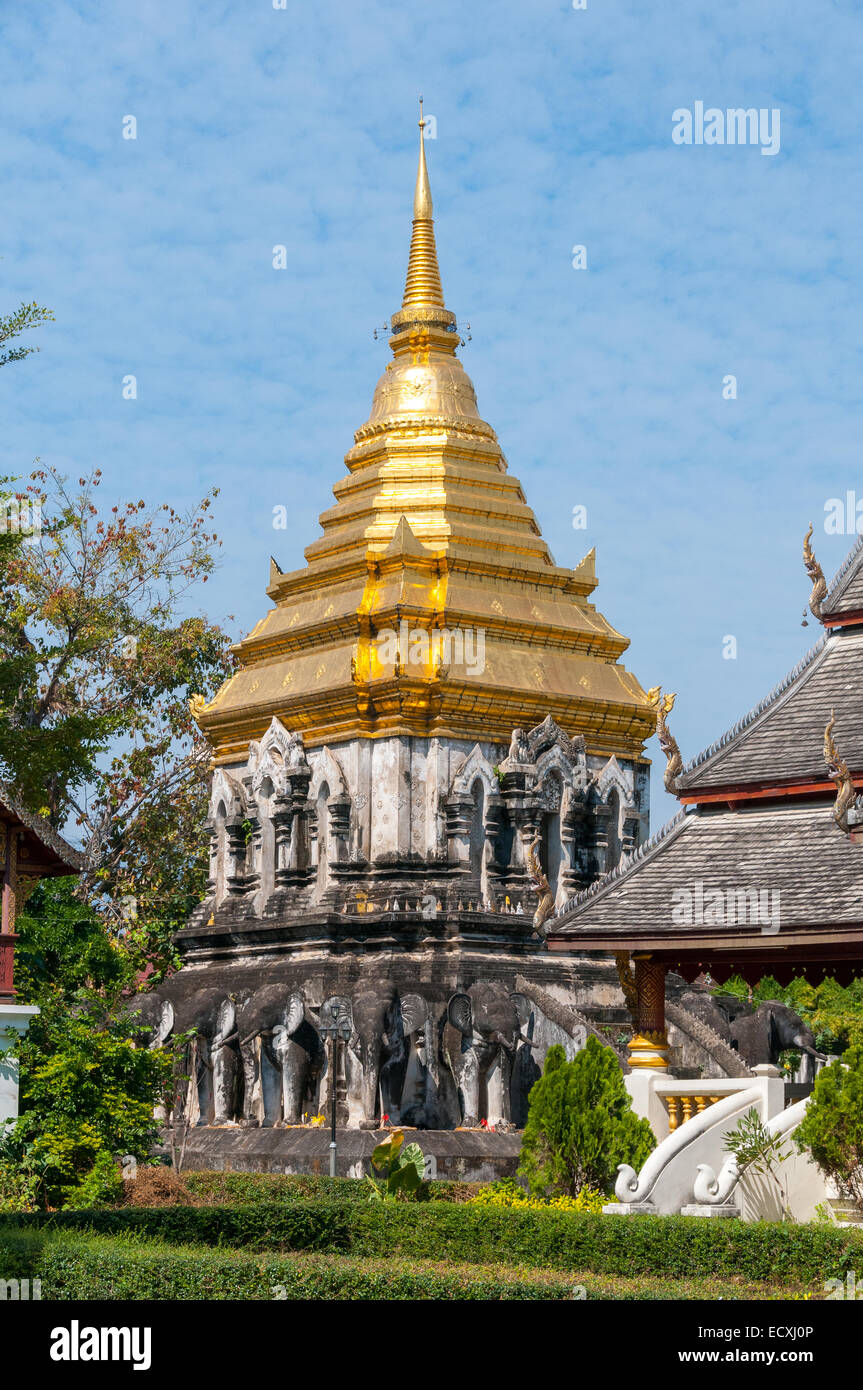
[196,106,654,764]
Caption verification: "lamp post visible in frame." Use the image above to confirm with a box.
[319,999,352,1177]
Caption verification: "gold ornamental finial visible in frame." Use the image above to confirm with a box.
[803,523,827,623]
[647,686,683,792]
[824,709,856,834]
[402,97,445,310]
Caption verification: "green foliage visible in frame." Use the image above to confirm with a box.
[6,1201,862,1284]
[0,466,234,970]
[0,300,54,367]
[4,989,169,1208]
[14,878,144,999]
[518,1039,655,1197]
[0,1228,585,1301]
[795,1045,863,1206]
[366,1129,426,1201]
[180,1170,482,1206]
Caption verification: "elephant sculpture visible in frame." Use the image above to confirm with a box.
[443,982,531,1129]
[125,986,237,1126]
[237,985,324,1126]
[170,988,238,1126]
[345,986,428,1129]
[730,1000,825,1083]
[123,990,174,1049]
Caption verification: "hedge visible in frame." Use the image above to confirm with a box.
[4,1202,861,1283]
[180,1170,481,1205]
[0,1228,576,1300]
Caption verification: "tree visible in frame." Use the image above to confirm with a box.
[3,880,170,1208]
[0,466,234,968]
[518,1039,655,1198]
[0,300,54,368]
[795,1046,863,1207]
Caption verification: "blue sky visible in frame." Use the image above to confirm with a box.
[2,0,862,825]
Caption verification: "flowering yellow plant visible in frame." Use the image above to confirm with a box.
[468,1179,605,1214]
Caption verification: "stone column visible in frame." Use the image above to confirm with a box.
[627,954,670,1072]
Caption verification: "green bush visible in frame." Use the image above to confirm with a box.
[795,1046,863,1205]
[518,1039,655,1197]
[0,1227,578,1300]
[5,1200,861,1284]
[180,1170,481,1206]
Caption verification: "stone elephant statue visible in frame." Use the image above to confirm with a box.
[122,990,174,1049]
[443,982,531,1129]
[126,986,237,1126]
[730,1000,825,1083]
[344,986,428,1129]
[171,987,238,1126]
[237,985,324,1127]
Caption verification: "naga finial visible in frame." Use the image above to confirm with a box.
[824,709,856,834]
[647,687,683,791]
[525,832,555,939]
[804,523,827,623]
[615,952,638,1025]
[188,693,208,724]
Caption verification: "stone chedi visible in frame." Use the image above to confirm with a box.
[163,111,663,1141]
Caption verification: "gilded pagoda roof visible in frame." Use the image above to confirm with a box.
[195,111,654,764]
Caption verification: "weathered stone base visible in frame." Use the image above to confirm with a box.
[679,1203,741,1219]
[172,1125,522,1183]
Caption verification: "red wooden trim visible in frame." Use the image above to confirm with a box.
[679,774,863,806]
[823,610,863,628]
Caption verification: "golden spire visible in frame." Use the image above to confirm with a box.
[401,97,445,310]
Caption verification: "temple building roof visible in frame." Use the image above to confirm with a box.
[675,627,863,796]
[0,780,84,876]
[677,532,863,798]
[547,799,863,983]
[547,529,863,983]
[194,109,654,764]
[823,531,863,621]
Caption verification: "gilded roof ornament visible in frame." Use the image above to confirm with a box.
[803,523,827,623]
[400,96,445,312]
[525,832,555,939]
[647,686,683,791]
[824,709,858,835]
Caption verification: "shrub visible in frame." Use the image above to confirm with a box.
[0,1228,579,1300]
[518,1040,655,1197]
[795,1045,863,1205]
[6,1201,862,1283]
[63,1152,125,1212]
[120,1165,193,1207]
[468,1177,605,1214]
